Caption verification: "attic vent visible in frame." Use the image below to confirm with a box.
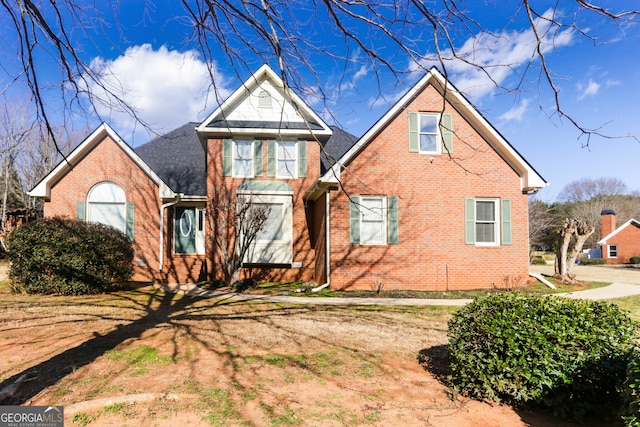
[258,90,272,109]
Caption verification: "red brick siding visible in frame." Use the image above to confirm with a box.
[328,84,530,290]
[205,137,321,283]
[43,135,162,282]
[603,224,640,264]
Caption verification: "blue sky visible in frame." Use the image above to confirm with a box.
[1,1,639,201]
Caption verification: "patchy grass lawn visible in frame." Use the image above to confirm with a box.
[0,280,590,427]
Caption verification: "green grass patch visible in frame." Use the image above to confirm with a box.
[105,344,171,375]
[200,388,243,426]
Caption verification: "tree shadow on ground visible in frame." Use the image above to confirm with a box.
[0,290,197,404]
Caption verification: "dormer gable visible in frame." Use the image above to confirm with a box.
[196,64,332,141]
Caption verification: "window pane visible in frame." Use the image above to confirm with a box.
[254,203,283,241]
[476,201,495,221]
[89,203,126,232]
[277,141,297,178]
[360,197,385,244]
[234,140,253,177]
[420,134,437,152]
[420,115,437,133]
[476,223,495,243]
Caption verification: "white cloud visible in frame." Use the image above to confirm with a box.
[577,79,600,100]
[86,44,231,144]
[498,98,531,122]
[412,8,575,101]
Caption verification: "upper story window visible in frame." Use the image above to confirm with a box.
[233,140,254,178]
[87,181,126,233]
[408,112,453,155]
[418,113,441,154]
[277,140,297,178]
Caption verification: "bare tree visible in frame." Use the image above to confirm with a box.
[528,198,560,251]
[556,177,640,248]
[209,192,271,286]
[555,217,594,284]
[1,1,639,152]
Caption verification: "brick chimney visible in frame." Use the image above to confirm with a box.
[601,209,616,239]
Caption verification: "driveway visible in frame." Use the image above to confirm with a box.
[529,263,640,285]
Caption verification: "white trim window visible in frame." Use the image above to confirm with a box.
[474,199,499,246]
[360,196,386,245]
[240,194,293,264]
[608,244,618,258]
[87,182,126,233]
[276,140,297,178]
[418,113,442,154]
[233,140,254,178]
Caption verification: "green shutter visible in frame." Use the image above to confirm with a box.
[408,112,419,153]
[501,199,512,245]
[223,139,232,176]
[387,196,398,244]
[126,202,135,241]
[441,113,453,154]
[298,140,307,178]
[349,196,361,244]
[76,202,85,221]
[267,139,276,177]
[465,198,476,245]
[254,139,263,176]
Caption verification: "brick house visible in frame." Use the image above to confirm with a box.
[598,210,640,264]
[29,64,547,289]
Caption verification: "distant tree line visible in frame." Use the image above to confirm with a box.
[529,177,640,253]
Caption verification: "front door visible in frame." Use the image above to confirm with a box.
[175,207,196,254]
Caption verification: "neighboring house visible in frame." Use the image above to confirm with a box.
[598,210,640,264]
[29,64,547,290]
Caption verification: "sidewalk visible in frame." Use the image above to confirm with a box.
[156,281,640,306]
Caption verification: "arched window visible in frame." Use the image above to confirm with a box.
[87,182,127,233]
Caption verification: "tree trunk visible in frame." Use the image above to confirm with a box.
[566,220,595,276]
[554,218,594,284]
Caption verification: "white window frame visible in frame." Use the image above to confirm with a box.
[233,140,254,178]
[475,198,500,246]
[418,113,442,155]
[360,196,387,245]
[87,181,126,233]
[608,244,618,258]
[239,194,293,264]
[276,140,298,179]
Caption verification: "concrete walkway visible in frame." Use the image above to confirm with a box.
[157,281,640,306]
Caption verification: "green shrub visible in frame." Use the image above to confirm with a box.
[630,257,640,265]
[579,257,607,265]
[621,349,640,426]
[530,257,547,265]
[448,293,638,422]
[6,217,134,295]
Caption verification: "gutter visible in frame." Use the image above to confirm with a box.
[159,194,182,271]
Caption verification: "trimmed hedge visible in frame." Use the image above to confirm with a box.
[448,293,638,422]
[631,257,640,265]
[579,257,607,265]
[622,349,640,426]
[6,217,134,295]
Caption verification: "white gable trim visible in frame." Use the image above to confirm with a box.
[598,218,640,245]
[29,123,174,200]
[320,67,547,193]
[196,64,332,139]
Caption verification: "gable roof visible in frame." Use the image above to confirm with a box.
[135,122,206,197]
[29,123,174,200]
[196,64,333,140]
[598,218,640,245]
[320,67,547,193]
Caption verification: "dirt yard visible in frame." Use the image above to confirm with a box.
[0,283,583,427]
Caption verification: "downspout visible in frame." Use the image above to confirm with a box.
[159,194,182,271]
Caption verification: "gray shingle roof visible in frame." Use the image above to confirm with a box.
[321,126,359,174]
[134,122,206,197]
[134,123,358,194]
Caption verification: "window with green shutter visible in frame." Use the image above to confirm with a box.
[408,112,453,155]
[349,195,398,245]
[465,198,510,246]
